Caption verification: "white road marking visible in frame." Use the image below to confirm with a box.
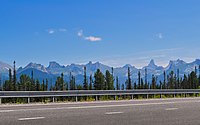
[1,97,199,107]
[0,100,197,113]
[165,108,178,111]
[0,110,14,113]
[105,112,123,115]
[18,117,45,121]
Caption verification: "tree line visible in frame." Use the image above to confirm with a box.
[1,61,200,91]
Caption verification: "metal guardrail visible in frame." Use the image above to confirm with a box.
[0,89,200,104]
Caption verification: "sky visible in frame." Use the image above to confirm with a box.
[1,0,200,68]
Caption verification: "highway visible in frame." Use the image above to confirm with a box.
[0,98,200,125]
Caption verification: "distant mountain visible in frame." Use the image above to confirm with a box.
[0,61,13,79]
[18,62,48,74]
[0,59,200,85]
[142,59,164,76]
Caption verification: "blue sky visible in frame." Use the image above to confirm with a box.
[1,0,200,68]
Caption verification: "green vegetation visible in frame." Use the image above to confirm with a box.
[1,61,200,104]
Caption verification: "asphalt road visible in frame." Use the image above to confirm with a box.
[1,98,200,125]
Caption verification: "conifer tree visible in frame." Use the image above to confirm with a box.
[89,74,93,90]
[70,75,76,90]
[61,73,64,91]
[163,70,166,89]
[111,67,115,89]
[94,69,105,90]
[141,78,144,89]
[177,69,180,89]
[42,79,45,91]
[0,74,2,91]
[199,65,200,88]
[134,82,137,90]
[168,71,174,89]
[138,71,141,89]
[83,66,88,90]
[181,74,188,89]
[31,70,35,91]
[46,79,48,91]
[105,70,114,90]
[151,75,157,89]
[50,79,53,91]
[121,83,125,90]
[145,68,147,87]
[13,61,17,91]
[35,79,40,91]
[116,76,120,90]
[8,68,12,90]
[159,81,162,89]
[126,67,132,89]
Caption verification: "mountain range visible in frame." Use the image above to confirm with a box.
[0,59,200,84]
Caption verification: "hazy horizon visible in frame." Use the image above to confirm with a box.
[1,0,200,68]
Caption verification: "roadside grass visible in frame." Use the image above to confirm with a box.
[1,93,200,104]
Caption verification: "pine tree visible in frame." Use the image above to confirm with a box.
[144,81,148,89]
[198,65,200,88]
[151,75,157,89]
[141,78,144,89]
[83,66,88,90]
[31,70,35,91]
[55,76,61,90]
[177,69,180,89]
[111,67,115,89]
[19,74,31,91]
[0,74,2,91]
[134,82,137,90]
[77,84,83,90]
[45,79,48,91]
[36,79,40,91]
[8,68,12,90]
[42,79,45,91]
[168,71,174,89]
[126,67,132,90]
[189,71,198,89]
[174,74,177,89]
[105,70,114,90]
[159,81,162,89]
[145,68,147,87]
[50,79,53,91]
[163,70,166,89]
[138,71,141,89]
[70,75,76,90]
[116,76,120,90]
[13,61,17,91]
[121,83,125,90]
[73,76,76,90]
[94,69,105,90]
[65,82,68,90]
[61,73,64,91]
[181,74,188,89]
[89,74,93,90]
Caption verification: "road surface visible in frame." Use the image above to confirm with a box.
[0,98,200,125]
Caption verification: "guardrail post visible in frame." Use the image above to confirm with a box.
[28,97,30,104]
[174,94,175,98]
[52,97,55,103]
[160,94,162,99]
[114,95,117,100]
[147,94,148,99]
[0,98,2,104]
[75,96,78,102]
[131,95,133,100]
[96,95,98,101]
